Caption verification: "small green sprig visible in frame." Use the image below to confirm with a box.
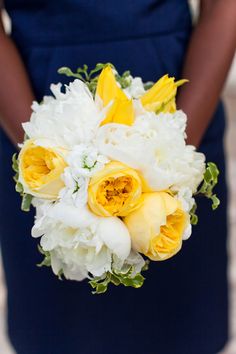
[196,162,220,210]
[37,245,51,267]
[12,153,33,212]
[89,261,149,295]
[58,63,111,96]
[190,162,220,225]
[115,70,132,89]
[58,63,133,96]
[190,202,198,225]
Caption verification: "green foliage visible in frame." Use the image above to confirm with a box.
[191,162,220,225]
[196,162,220,210]
[58,63,133,96]
[115,70,132,89]
[89,261,149,295]
[37,245,51,267]
[190,202,198,225]
[12,153,19,173]
[58,63,111,96]
[144,81,154,90]
[12,153,33,212]
[21,194,33,212]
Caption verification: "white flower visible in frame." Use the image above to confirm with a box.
[176,187,195,213]
[59,170,89,207]
[58,144,109,206]
[23,80,105,149]
[66,144,109,178]
[32,201,131,280]
[124,77,145,99]
[182,223,192,241]
[96,110,205,193]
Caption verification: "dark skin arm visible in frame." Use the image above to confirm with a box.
[0,6,34,145]
[177,0,236,147]
[0,1,236,146]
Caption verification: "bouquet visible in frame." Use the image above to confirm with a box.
[13,63,219,294]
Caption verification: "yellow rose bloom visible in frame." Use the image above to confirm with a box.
[96,66,135,126]
[141,74,188,114]
[124,192,188,261]
[19,140,67,199]
[88,161,142,217]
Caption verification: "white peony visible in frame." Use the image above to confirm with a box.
[32,201,131,280]
[23,80,105,149]
[96,110,205,193]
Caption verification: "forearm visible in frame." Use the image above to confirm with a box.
[0,15,34,145]
[177,0,236,147]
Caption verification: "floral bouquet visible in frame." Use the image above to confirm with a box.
[13,63,219,294]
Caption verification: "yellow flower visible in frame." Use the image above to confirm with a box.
[124,192,188,261]
[19,140,67,199]
[88,161,142,217]
[141,74,188,113]
[96,66,135,126]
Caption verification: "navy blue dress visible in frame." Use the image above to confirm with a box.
[0,1,228,353]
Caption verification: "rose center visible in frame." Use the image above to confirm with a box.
[97,176,133,211]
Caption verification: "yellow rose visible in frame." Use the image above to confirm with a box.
[19,139,67,199]
[141,74,188,114]
[88,161,142,217]
[96,66,135,126]
[124,192,188,261]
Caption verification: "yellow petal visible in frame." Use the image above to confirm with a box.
[100,97,134,126]
[19,139,67,199]
[124,192,188,261]
[96,66,134,126]
[141,74,188,114]
[88,161,142,217]
[96,66,125,105]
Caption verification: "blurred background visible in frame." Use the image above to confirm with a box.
[0,1,236,353]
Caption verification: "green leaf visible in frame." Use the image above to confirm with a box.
[89,63,113,77]
[15,181,24,194]
[21,193,33,212]
[37,245,51,267]
[195,162,220,210]
[12,152,34,211]
[190,202,198,225]
[115,70,132,89]
[89,261,149,295]
[57,67,84,80]
[12,153,19,173]
[211,194,220,210]
[144,81,154,90]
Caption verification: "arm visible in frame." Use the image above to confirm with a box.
[177,0,236,147]
[0,7,35,145]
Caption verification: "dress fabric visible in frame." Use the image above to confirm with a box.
[0,1,228,353]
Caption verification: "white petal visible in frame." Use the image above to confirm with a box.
[183,223,192,240]
[97,217,131,260]
[48,203,97,229]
